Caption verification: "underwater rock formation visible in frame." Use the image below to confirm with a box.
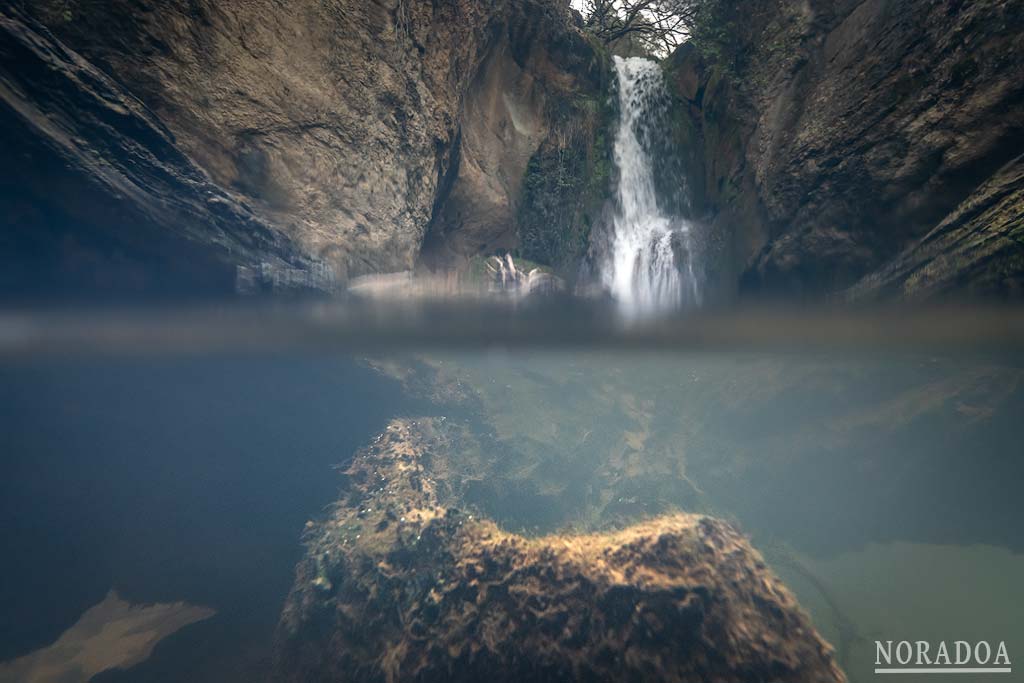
[275,418,845,683]
[0,591,214,683]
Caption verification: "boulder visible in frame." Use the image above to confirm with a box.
[275,418,845,683]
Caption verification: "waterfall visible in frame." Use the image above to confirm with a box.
[601,56,700,315]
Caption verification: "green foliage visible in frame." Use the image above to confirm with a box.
[686,0,738,74]
[685,0,807,93]
[57,0,75,22]
[55,0,74,21]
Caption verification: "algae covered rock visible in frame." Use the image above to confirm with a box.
[275,418,844,683]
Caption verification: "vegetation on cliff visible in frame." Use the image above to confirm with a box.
[516,83,614,273]
[577,0,731,58]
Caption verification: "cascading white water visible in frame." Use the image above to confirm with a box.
[601,56,700,315]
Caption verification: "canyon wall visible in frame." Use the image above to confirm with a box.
[0,0,606,297]
[666,0,1024,300]
[4,0,1021,301]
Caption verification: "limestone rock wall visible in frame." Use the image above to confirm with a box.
[665,0,1024,299]
[1,0,605,296]
[420,5,612,275]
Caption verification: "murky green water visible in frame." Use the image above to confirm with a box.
[393,350,1024,683]
[2,343,1022,682]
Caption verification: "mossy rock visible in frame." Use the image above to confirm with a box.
[515,61,615,276]
[275,418,846,683]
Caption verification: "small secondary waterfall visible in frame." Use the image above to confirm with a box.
[601,56,700,315]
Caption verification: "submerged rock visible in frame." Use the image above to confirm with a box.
[0,590,214,683]
[275,418,845,683]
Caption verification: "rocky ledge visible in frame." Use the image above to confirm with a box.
[274,418,845,683]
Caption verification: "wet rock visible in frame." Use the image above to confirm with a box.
[3,0,605,297]
[665,0,1024,300]
[418,5,612,274]
[846,154,1024,300]
[275,418,845,683]
[0,6,326,298]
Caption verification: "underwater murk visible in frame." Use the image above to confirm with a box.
[1,305,1022,683]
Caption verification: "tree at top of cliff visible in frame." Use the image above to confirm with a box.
[577,0,711,57]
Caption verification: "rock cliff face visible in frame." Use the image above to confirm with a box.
[5,0,1019,300]
[275,417,845,683]
[666,0,1024,299]
[1,0,605,297]
[0,7,322,299]
[420,7,611,274]
[847,153,1024,300]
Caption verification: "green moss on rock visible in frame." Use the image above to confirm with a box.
[515,65,614,275]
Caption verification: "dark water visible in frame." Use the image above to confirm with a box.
[0,356,421,681]
[1,308,1023,683]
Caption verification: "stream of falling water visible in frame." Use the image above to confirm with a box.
[602,56,700,315]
